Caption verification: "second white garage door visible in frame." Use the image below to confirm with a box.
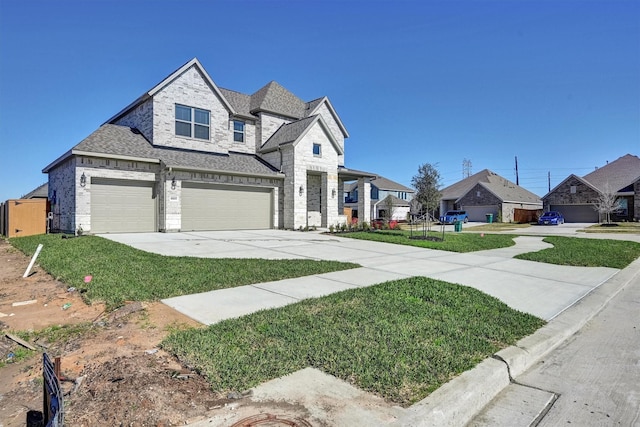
[181,183,273,231]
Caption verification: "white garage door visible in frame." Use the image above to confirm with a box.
[181,183,272,231]
[91,178,156,233]
[463,205,499,222]
[550,205,598,223]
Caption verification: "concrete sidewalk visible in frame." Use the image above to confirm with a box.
[100,229,635,426]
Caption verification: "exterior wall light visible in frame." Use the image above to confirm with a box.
[332,188,336,198]
[299,185,304,196]
[171,177,176,190]
[80,172,87,187]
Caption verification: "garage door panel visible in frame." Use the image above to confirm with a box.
[182,183,272,231]
[550,205,598,223]
[463,205,499,222]
[91,178,156,233]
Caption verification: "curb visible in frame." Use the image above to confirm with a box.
[394,256,640,427]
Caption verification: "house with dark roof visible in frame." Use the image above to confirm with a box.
[344,176,415,222]
[43,58,373,233]
[542,154,640,222]
[440,169,542,222]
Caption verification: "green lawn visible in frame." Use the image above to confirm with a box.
[9,234,359,309]
[515,236,640,269]
[162,277,545,406]
[339,230,516,252]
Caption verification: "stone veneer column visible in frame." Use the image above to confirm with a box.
[358,178,371,224]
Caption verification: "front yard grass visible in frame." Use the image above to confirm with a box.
[515,236,640,269]
[340,230,516,252]
[162,277,545,406]
[581,222,640,234]
[9,234,359,309]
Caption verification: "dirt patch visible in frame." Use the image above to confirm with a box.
[0,238,232,426]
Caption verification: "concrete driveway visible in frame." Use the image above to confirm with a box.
[102,229,619,322]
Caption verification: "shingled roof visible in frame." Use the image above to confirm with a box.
[344,175,414,193]
[250,81,308,119]
[441,169,541,204]
[43,124,282,177]
[581,154,640,192]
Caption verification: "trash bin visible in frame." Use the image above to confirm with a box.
[486,213,493,223]
[454,220,462,232]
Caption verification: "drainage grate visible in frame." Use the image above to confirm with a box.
[230,413,312,427]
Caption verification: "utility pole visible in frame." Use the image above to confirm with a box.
[515,156,519,186]
[548,171,551,192]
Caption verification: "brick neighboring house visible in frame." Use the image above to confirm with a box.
[542,154,640,222]
[440,169,542,222]
[43,58,373,234]
[344,175,415,222]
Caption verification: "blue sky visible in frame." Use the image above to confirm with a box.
[1,0,638,202]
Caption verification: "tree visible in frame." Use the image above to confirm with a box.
[411,163,442,220]
[593,183,621,224]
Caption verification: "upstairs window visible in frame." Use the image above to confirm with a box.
[175,104,210,140]
[313,143,321,156]
[233,120,245,142]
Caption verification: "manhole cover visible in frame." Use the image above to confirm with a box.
[230,413,312,427]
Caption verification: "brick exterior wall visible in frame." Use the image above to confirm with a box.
[48,158,77,233]
[114,98,154,142]
[543,176,601,210]
[153,66,232,154]
[458,184,501,207]
[313,102,345,166]
[257,113,292,147]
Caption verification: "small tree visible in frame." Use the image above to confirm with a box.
[382,196,396,223]
[411,163,442,220]
[593,183,621,224]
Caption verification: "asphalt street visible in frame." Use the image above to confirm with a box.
[470,256,640,426]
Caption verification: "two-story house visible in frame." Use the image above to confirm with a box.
[344,175,415,222]
[43,58,373,233]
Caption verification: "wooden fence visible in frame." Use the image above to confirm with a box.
[0,199,49,238]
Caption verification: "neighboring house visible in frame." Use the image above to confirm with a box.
[43,58,373,234]
[440,169,542,222]
[344,175,415,221]
[22,182,48,199]
[543,154,640,222]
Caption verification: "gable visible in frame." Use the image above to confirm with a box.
[260,115,343,156]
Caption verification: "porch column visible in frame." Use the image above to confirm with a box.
[357,178,371,224]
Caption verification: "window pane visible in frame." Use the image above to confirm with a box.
[176,121,191,137]
[194,124,209,140]
[234,121,244,132]
[176,105,191,121]
[194,108,209,125]
[313,144,321,155]
[234,131,244,142]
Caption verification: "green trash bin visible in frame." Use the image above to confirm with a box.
[486,213,493,223]
[454,220,462,232]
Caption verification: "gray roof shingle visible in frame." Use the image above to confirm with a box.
[259,116,319,152]
[72,124,282,177]
[441,169,541,204]
[249,81,307,119]
[581,154,640,192]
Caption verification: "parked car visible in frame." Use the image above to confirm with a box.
[439,210,468,224]
[538,211,564,225]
